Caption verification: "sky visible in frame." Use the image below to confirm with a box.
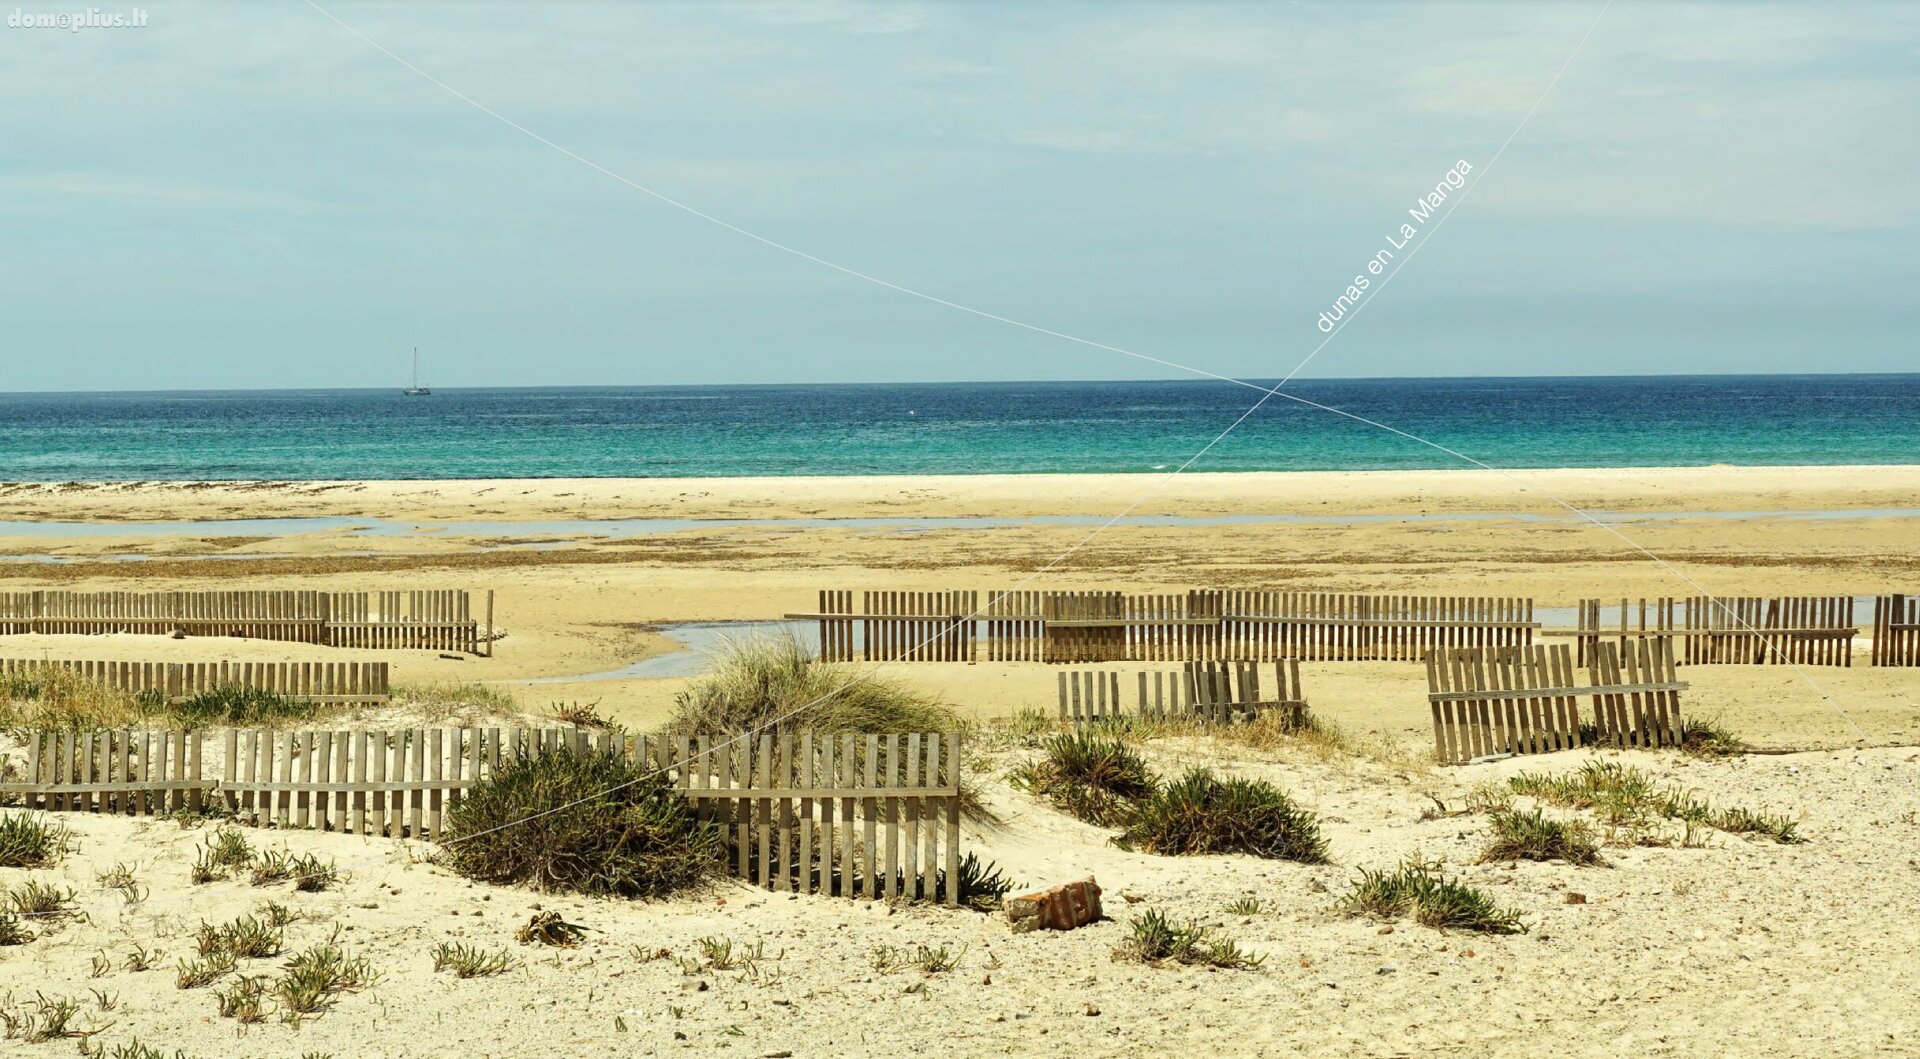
[0,0,1916,392]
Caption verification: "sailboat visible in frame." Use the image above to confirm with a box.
[402,347,431,396]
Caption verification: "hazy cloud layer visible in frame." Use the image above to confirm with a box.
[1,0,1913,390]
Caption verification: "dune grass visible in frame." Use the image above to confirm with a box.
[1115,767,1328,863]
[1477,808,1602,865]
[1112,908,1264,969]
[664,635,963,736]
[2,665,337,733]
[440,748,722,899]
[1010,731,1158,826]
[1677,715,1750,757]
[1338,859,1528,935]
[1507,761,1799,843]
[0,812,72,869]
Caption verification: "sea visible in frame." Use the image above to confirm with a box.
[0,374,1915,481]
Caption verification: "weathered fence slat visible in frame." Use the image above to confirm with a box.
[1426,641,1686,765]
[0,590,483,654]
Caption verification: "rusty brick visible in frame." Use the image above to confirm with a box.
[1005,876,1102,933]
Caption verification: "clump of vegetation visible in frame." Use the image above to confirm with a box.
[123,944,162,971]
[547,700,617,730]
[1478,808,1603,866]
[213,975,270,1023]
[0,811,73,868]
[441,748,721,899]
[665,635,963,735]
[0,666,147,734]
[515,911,587,948]
[1,667,333,733]
[1508,761,1799,843]
[0,992,98,1043]
[249,850,343,892]
[949,853,1018,913]
[871,942,965,975]
[8,879,80,922]
[171,685,314,727]
[431,942,515,978]
[1116,767,1328,863]
[175,951,237,989]
[1337,859,1528,935]
[195,913,284,961]
[97,862,146,905]
[1112,909,1263,969]
[0,911,33,946]
[680,936,766,974]
[274,938,378,1022]
[391,681,518,722]
[1678,716,1749,757]
[190,828,256,884]
[1224,895,1265,916]
[1012,731,1159,826]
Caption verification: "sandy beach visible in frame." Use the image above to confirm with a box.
[3,467,1919,1058]
[2,468,1916,745]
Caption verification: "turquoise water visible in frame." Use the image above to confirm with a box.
[1,375,1916,480]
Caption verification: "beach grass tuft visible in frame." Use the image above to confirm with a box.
[1112,908,1263,970]
[664,635,963,736]
[431,942,514,978]
[1478,808,1603,865]
[1508,761,1798,843]
[442,748,721,899]
[1115,767,1328,863]
[1337,859,1528,935]
[0,812,73,869]
[1011,731,1158,826]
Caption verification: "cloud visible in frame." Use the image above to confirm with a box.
[0,174,330,213]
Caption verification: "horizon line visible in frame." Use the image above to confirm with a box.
[6,369,1918,398]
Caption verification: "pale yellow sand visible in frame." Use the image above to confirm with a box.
[5,464,1920,521]
[3,471,1919,1058]
[0,742,1914,1058]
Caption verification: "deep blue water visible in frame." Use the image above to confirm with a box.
[0,375,1914,480]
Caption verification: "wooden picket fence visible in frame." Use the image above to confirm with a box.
[1563,596,1856,666]
[0,726,963,903]
[0,590,491,655]
[796,590,976,663]
[1216,592,1537,662]
[1872,595,1920,667]
[1057,659,1308,727]
[801,587,1536,664]
[0,658,389,705]
[1425,640,1685,765]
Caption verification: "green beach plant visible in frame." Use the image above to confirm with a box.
[1115,767,1328,863]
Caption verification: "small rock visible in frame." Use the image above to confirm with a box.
[1085,1004,1101,1016]
[981,975,992,985]
[1376,966,1397,975]
[1308,879,1329,894]
[1376,925,1394,935]
[1121,891,1145,905]
[764,1052,793,1058]
[1564,892,1587,905]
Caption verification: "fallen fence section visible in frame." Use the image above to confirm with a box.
[0,590,491,656]
[0,658,389,705]
[1426,640,1685,766]
[1057,659,1308,727]
[1871,595,1920,667]
[1,726,962,904]
[1563,596,1855,666]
